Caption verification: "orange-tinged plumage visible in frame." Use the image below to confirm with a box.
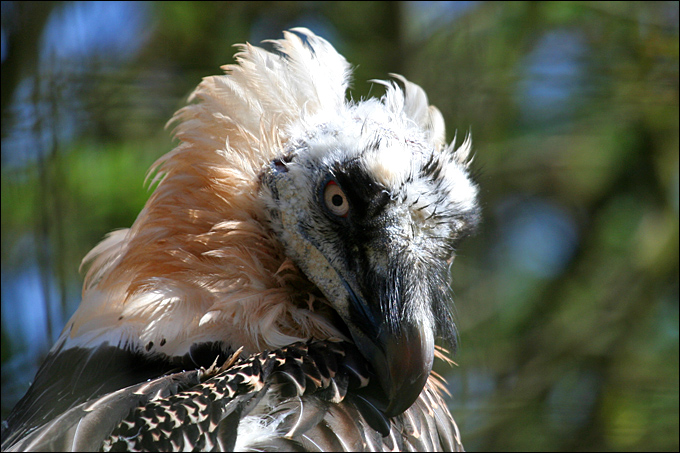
[71,31,353,357]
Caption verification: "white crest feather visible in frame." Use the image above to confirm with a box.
[372,74,446,151]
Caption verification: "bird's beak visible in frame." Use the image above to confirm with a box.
[345,298,435,417]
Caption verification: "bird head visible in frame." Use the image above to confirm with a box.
[64,28,479,420]
[259,78,479,415]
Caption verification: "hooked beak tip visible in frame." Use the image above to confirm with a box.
[351,323,435,418]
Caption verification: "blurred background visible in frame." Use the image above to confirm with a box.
[1,2,678,451]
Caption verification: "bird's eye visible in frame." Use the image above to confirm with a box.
[323,180,349,217]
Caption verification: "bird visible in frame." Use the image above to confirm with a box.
[1,28,480,452]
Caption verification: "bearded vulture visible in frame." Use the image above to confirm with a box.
[1,28,480,452]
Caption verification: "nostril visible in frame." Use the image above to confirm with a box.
[272,158,289,173]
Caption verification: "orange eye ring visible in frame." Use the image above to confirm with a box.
[323,180,349,217]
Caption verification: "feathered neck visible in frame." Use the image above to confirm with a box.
[64,29,353,357]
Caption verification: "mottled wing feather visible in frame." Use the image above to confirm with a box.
[102,341,373,452]
[5,341,461,452]
[3,370,204,452]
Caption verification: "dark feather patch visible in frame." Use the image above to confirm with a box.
[1,341,232,450]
